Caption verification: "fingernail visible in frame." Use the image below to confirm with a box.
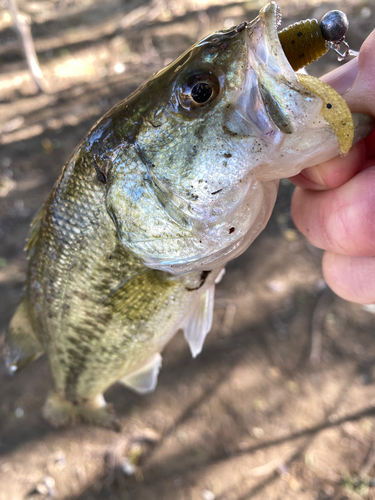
[320,57,359,95]
[299,165,326,187]
[353,113,375,144]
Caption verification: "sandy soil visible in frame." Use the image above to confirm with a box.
[1,0,375,499]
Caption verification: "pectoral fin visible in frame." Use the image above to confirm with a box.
[215,268,226,284]
[120,353,162,394]
[4,297,44,373]
[184,285,215,358]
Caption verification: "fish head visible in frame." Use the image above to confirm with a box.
[104,2,370,275]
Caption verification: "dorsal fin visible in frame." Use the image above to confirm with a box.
[25,205,44,257]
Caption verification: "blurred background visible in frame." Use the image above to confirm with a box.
[0,0,375,499]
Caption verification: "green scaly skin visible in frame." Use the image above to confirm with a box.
[5,21,238,426]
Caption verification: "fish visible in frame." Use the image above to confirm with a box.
[3,2,373,428]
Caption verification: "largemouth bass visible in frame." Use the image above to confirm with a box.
[4,3,372,428]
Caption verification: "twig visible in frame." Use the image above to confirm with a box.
[120,0,167,30]
[310,287,334,365]
[6,0,47,93]
[360,440,375,478]
[220,303,236,337]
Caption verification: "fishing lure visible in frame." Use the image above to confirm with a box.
[279,9,356,154]
[279,9,354,71]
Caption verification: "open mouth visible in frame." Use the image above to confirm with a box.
[254,2,326,78]
[255,3,356,155]
[253,2,298,83]
[231,3,327,139]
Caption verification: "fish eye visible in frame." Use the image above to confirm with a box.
[178,73,220,110]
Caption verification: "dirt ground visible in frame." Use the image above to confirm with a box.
[1,0,375,499]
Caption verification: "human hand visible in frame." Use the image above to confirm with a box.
[289,30,375,304]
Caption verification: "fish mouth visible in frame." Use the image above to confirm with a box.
[255,2,297,83]
[232,2,322,138]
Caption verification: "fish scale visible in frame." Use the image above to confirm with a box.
[26,145,209,405]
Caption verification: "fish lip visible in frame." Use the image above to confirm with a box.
[259,2,283,36]
[226,3,298,140]
[230,2,318,138]
[249,2,297,83]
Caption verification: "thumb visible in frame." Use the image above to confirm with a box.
[322,29,375,117]
[344,29,375,116]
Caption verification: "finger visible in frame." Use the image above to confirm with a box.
[323,251,375,304]
[289,140,366,190]
[321,56,358,95]
[341,29,375,116]
[291,163,375,256]
[322,30,375,115]
[365,128,375,159]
